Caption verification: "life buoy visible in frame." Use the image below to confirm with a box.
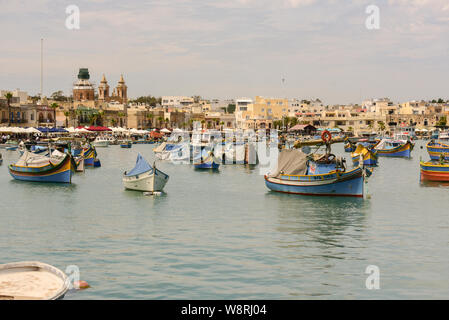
[321,130,332,143]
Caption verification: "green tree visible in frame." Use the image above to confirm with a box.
[49,102,59,127]
[377,121,386,133]
[50,90,68,101]
[131,95,161,107]
[437,116,447,127]
[226,104,236,114]
[64,111,70,128]
[192,95,202,103]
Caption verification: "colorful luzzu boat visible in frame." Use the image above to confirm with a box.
[193,150,220,169]
[83,146,101,167]
[351,144,378,166]
[426,141,449,161]
[8,150,75,183]
[120,141,132,148]
[374,139,412,158]
[265,149,368,197]
[420,160,449,182]
[344,141,356,153]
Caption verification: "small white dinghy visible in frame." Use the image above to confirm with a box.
[123,153,169,192]
[0,261,69,300]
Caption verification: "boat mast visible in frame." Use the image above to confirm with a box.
[40,38,43,98]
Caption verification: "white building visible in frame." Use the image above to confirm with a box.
[161,96,194,109]
[0,89,28,104]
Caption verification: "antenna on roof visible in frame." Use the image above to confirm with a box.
[40,38,44,97]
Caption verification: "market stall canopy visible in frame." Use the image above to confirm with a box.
[288,124,317,132]
[75,127,90,133]
[24,127,42,134]
[86,126,112,132]
[110,127,128,133]
[161,128,171,134]
[150,131,163,138]
[37,127,68,133]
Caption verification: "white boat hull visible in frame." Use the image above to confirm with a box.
[92,141,109,148]
[122,169,169,192]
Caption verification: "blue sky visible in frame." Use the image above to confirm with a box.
[0,0,448,104]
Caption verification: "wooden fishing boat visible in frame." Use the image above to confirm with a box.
[344,141,356,152]
[83,146,98,166]
[8,150,75,183]
[420,160,449,182]
[123,154,169,192]
[0,261,69,300]
[193,150,220,169]
[351,144,378,166]
[264,149,367,197]
[120,141,132,148]
[374,139,412,158]
[74,149,85,172]
[426,141,449,161]
[92,136,109,148]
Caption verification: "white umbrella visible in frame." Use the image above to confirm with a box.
[161,128,171,133]
[25,127,41,134]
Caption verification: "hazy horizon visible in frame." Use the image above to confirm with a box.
[1,0,448,105]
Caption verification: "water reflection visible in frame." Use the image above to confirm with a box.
[266,191,369,252]
[419,180,449,189]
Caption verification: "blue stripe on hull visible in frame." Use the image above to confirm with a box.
[378,149,410,158]
[9,169,72,183]
[420,165,449,172]
[84,157,94,166]
[194,162,220,169]
[265,176,364,197]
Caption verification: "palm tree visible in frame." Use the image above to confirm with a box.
[89,113,98,126]
[64,111,70,128]
[49,102,59,127]
[98,110,105,126]
[146,113,154,128]
[377,121,386,134]
[4,92,13,126]
[157,116,164,129]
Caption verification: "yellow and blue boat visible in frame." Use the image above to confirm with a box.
[8,151,75,183]
[426,141,449,161]
[374,139,412,158]
[193,149,220,169]
[265,149,367,197]
[344,141,356,153]
[351,144,378,166]
[420,160,449,182]
[83,146,97,166]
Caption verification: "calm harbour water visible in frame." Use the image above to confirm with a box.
[1,140,448,299]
